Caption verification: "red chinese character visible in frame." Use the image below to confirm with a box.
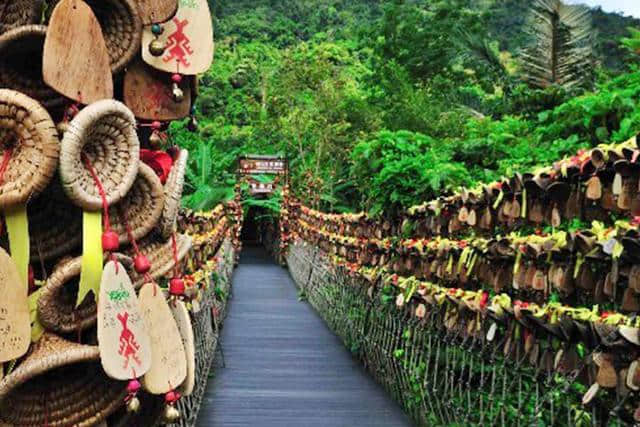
[163,17,193,68]
[117,312,141,369]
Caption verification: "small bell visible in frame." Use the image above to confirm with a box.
[134,254,151,275]
[149,130,163,148]
[187,115,198,132]
[149,39,166,57]
[172,84,184,103]
[127,396,141,413]
[163,405,181,422]
[56,121,69,138]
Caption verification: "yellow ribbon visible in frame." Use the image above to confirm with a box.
[77,211,103,307]
[5,205,30,288]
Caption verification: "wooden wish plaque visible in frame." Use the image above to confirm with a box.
[43,0,113,103]
[98,261,152,380]
[123,59,192,121]
[139,282,187,394]
[137,0,179,25]
[0,247,30,363]
[141,0,214,75]
[170,300,195,396]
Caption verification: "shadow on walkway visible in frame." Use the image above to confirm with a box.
[197,245,411,426]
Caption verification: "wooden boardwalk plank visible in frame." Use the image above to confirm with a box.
[197,246,411,426]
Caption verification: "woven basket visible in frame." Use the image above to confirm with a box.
[37,257,97,334]
[0,25,65,109]
[110,162,165,245]
[85,0,142,74]
[0,89,59,208]
[159,149,189,238]
[28,178,82,262]
[60,99,140,211]
[129,232,192,287]
[0,333,126,426]
[0,0,43,34]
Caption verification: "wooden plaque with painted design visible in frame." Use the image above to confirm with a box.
[141,0,214,75]
[123,59,192,121]
[98,261,152,380]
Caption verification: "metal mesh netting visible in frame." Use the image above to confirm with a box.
[286,240,624,426]
[162,238,235,427]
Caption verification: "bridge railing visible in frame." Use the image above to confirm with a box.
[282,135,640,426]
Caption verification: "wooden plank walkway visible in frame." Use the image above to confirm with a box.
[197,246,411,426]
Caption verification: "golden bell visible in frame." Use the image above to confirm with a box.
[163,405,181,422]
[149,39,166,57]
[127,396,141,413]
[149,130,163,148]
[56,121,69,138]
[172,85,185,103]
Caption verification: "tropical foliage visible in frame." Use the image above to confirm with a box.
[175,0,640,217]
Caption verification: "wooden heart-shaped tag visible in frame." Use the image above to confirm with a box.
[170,300,195,396]
[124,59,192,121]
[141,0,214,75]
[43,0,113,103]
[137,0,179,25]
[0,247,30,363]
[139,283,187,394]
[98,261,152,380]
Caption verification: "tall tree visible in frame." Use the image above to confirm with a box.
[519,0,595,90]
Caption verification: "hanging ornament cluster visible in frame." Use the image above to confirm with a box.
[0,0,217,424]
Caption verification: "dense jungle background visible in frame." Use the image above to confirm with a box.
[175,0,640,217]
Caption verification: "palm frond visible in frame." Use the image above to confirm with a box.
[519,0,595,90]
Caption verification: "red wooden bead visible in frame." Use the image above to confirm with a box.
[171,73,182,84]
[169,277,185,296]
[165,390,180,403]
[102,230,120,251]
[134,254,151,274]
[127,379,141,394]
[151,120,162,130]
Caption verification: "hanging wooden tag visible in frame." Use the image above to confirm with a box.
[458,206,468,222]
[141,0,214,75]
[613,173,623,196]
[0,247,30,363]
[170,300,195,396]
[137,0,179,25]
[585,176,602,200]
[43,0,113,104]
[466,209,476,226]
[123,59,192,121]
[621,288,640,312]
[98,261,152,380]
[139,282,187,394]
[627,359,640,391]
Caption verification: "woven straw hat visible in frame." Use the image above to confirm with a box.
[159,149,189,238]
[37,257,97,334]
[85,0,142,73]
[60,99,140,211]
[0,89,59,208]
[129,232,192,287]
[28,178,82,262]
[110,162,165,244]
[0,0,43,34]
[0,25,65,109]
[0,333,126,426]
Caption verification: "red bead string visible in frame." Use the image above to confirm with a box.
[81,153,113,233]
[120,211,154,288]
[0,146,13,186]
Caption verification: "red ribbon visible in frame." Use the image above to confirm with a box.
[141,149,174,184]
